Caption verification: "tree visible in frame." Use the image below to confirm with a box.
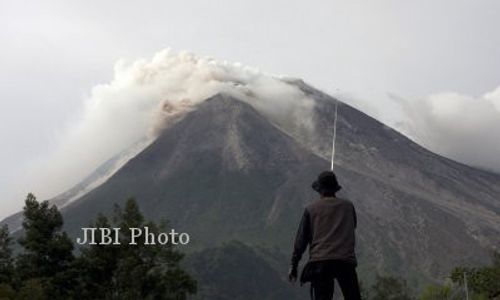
[0,225,13,285]
[0,224,15,300]
[16,279,47,300]
[75,198,196,299]
[370,274,414,300]
[15,193,75,298]
[72,213,119,299]
[419,284,459,300]
[0,283,16,300]
[450,253,500,299]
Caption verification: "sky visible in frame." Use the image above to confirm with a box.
[1,0,499,219]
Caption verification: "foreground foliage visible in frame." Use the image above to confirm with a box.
[0,193,196,300]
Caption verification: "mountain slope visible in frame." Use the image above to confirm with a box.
[3,88,499,293]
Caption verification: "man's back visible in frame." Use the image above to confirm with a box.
[306,197,357,264]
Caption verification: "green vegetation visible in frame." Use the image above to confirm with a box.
[0,193,196,300]
[450,253,500,299]
[0,224,14,285]
[364,274,414,300]
[15,193,75,299]
[363,254,500,300]
[406,253,499,300]
[419,284,458,300]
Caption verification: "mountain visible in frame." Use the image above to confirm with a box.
[3,84,500,296]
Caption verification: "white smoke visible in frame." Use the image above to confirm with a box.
[24,49,316,200]
[394,86,500,173]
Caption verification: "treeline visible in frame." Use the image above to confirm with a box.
[361,265,499,300]
[357,253,500,300]
[0,193,196,300]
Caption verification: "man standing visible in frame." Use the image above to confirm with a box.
[289,171,361,300]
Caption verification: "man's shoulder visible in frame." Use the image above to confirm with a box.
[306,197,354,210]
[336,197,354,206]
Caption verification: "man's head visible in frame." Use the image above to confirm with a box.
[312,171,342,196]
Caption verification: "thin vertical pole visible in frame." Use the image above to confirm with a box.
[330,99,339,171]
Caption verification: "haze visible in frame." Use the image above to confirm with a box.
[1,0,499,219]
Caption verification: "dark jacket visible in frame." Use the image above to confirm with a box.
[291,196,357,268]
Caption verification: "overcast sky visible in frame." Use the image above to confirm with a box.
[1,0,499,219]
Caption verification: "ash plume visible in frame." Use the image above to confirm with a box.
[23,49,316,200]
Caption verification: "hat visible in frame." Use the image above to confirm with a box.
[312,171,342,194]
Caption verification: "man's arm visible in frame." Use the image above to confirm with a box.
[291,209,311,269]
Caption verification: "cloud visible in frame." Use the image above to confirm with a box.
[393,86,500,173]
[22,49,315,201]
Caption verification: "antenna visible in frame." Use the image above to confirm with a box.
[330,98,339,170]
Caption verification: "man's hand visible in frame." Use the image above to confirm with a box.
[288,266,298,283]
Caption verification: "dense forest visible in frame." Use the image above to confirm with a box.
[0,194,196,299]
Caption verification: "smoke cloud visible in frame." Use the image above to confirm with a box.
[394,86,500,173]
[21,47,500,208]
[24,49,315,200]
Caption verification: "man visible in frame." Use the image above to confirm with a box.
[289,171,361,300]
